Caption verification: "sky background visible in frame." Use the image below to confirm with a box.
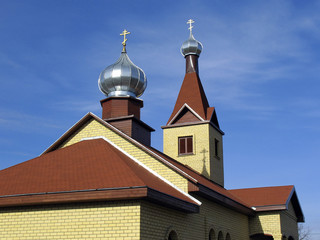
[0,0,319,238]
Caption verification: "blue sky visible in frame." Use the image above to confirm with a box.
[1,0,319,237]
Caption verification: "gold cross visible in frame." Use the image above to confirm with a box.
[187,19,195,34]
[120,29,131,52]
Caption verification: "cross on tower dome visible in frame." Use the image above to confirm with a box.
[120,29,131,52]
[187,19,195,34]
[181,19,203,57]
[98,29,147,98]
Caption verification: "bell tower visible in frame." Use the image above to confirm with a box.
[162,20,225,186]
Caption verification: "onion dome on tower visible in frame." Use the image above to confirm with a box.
[181,19,203,57]
[98,29,154,146]
[180,19,203,74]
[98,29,147,98]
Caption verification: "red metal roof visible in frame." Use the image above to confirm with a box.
[0,138,198,207]
[229,186,304,221]
[229,185,294,207]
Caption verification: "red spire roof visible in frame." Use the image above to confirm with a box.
[167,72,211,125]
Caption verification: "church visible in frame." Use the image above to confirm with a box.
[0,21,303,240]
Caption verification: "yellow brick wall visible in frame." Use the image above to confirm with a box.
[209,126,224,186]
[60,119,189,193]
[249,212,283,240]
[0,197,251,240]
[140,201,200,240]
[163,123,224,186]
[163,124,210,177]
[0,201,140,240]
[199,195,250,240]
[249,204,299,240]
[280,202,298,239]
[140,196,250,240]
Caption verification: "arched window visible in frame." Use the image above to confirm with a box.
[209,229,216,240]
[168,230,178,240]
[218,231,224,240]
[288,237,294,240]
[226,233,231,240]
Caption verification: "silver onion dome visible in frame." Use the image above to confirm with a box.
[181,33,203,57]
[98,51,147,98]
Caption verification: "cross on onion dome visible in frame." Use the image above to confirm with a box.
[187,19,195,34]
[120,29,131,52]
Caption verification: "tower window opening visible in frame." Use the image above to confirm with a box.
[178,136,193,155]
[214,139,219,158]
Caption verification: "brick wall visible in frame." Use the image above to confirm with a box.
[209,125,224,186]
[140,195,250,240]
[249,211,281,238]
[280,202,298,239]
[163,124,210,178]
[0,197,252,239]
[140,201,199,240]
[249,202,299,240]
[198,195,250,240]
[0,201,140,239]
[163,123,224,186]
